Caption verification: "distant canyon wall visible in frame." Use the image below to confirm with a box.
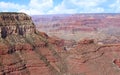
[32,14,120,41]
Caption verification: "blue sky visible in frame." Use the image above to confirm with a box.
[0,0,120,15]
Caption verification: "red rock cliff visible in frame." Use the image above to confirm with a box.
[0,12,67,75]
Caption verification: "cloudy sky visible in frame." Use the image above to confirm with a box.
[0,0,120,15]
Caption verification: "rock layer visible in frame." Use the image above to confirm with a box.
[0,12,67,75]
[32,14,120,41]
[66,40,120,75]
[0,12,35,38]
[1,12,120,75]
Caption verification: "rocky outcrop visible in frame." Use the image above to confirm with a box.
[79,39,94,44]
[0,12,67,75]
[113,59,120,68]
[0,12,36,39]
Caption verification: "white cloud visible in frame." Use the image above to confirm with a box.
[82,7,104,13]
[0,0,119,14]
[0,0,53,15]
[110,0,120,12]
[48,0,106,14]
[70,0,106,7]
[0,1,26,10]
[18,8,44,15]
[27,0,53,15]
[48,1,78,14]
[29,0,53,9]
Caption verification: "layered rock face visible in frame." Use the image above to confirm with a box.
[0,12,67,75]
[32,14,120,41]
[1,12,120,75]
[66,40,120,75]
[0,12,35,38]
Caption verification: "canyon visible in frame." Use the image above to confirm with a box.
[0,12,120,75]
[32,14,120,43]
[32,14,120,75]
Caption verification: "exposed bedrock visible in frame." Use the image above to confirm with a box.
[0,12,67,75]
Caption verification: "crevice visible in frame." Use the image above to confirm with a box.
[82,44,120,55]
[1,26,7,39]
[82,52,104,63]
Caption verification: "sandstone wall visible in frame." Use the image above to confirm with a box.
[0,13,36,39]
[0,12,67,75]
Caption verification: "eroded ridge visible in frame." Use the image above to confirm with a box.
[0,12,67,75]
